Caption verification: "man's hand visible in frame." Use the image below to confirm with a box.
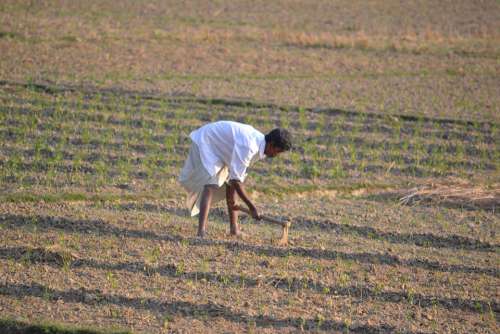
[232,204,260,220]
[229,180,261,220]
[249,205,261,220]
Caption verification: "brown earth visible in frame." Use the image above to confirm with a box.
[0,1,499,333]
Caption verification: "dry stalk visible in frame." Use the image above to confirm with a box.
[399,180,500,209]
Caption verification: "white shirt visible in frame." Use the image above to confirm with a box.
[190,121,266,182]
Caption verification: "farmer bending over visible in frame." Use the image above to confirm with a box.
[179,121,292,238]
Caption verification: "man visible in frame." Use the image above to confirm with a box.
[179,120,292,238]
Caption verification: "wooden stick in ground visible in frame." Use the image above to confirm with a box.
[236,207,291,246]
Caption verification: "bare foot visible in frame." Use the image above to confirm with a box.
[228,231,247,239]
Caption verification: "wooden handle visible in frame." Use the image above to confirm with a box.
[236,206,291,246]
[237,207,288,227]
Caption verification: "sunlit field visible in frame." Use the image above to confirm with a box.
[1,1,499,333]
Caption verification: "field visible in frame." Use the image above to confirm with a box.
[0,1,499,333]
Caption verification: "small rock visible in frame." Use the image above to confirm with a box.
[83,293,97,303]
[109,295,120,303]
[259,260,270,268]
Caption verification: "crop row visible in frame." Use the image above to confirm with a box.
[1,86,498,192]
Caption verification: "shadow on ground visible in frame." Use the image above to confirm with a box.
[290,216,498,252]
[0,281,425,334]
[1,214,498,279]
[0,246,497,315]
[92,201,498,253]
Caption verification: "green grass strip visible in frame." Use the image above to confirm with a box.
[0,80,497,127]
[0,182,394,204]
[0,318,131,334]
[0,192,157,204]
[255,181,394,199]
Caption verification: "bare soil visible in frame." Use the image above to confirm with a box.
[0,1,499,333]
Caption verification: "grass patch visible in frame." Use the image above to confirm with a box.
[0,318,131,334]
[0,31,23,40]
[256,181,393,199]
[60,35,79,43]
[0,192,158,204]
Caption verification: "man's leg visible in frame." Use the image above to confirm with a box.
[198,184,217,237]
[226,182,240,235]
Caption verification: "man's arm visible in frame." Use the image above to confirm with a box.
[229,179,260,220]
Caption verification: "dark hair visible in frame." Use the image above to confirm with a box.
[265,128,292,151]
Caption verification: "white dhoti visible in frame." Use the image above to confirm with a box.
[178,142,229,216]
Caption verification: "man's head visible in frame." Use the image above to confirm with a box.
[264,128,292,158]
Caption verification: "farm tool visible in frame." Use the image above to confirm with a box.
[236,207,291,246]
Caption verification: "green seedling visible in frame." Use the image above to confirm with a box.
[106,272,118,289]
